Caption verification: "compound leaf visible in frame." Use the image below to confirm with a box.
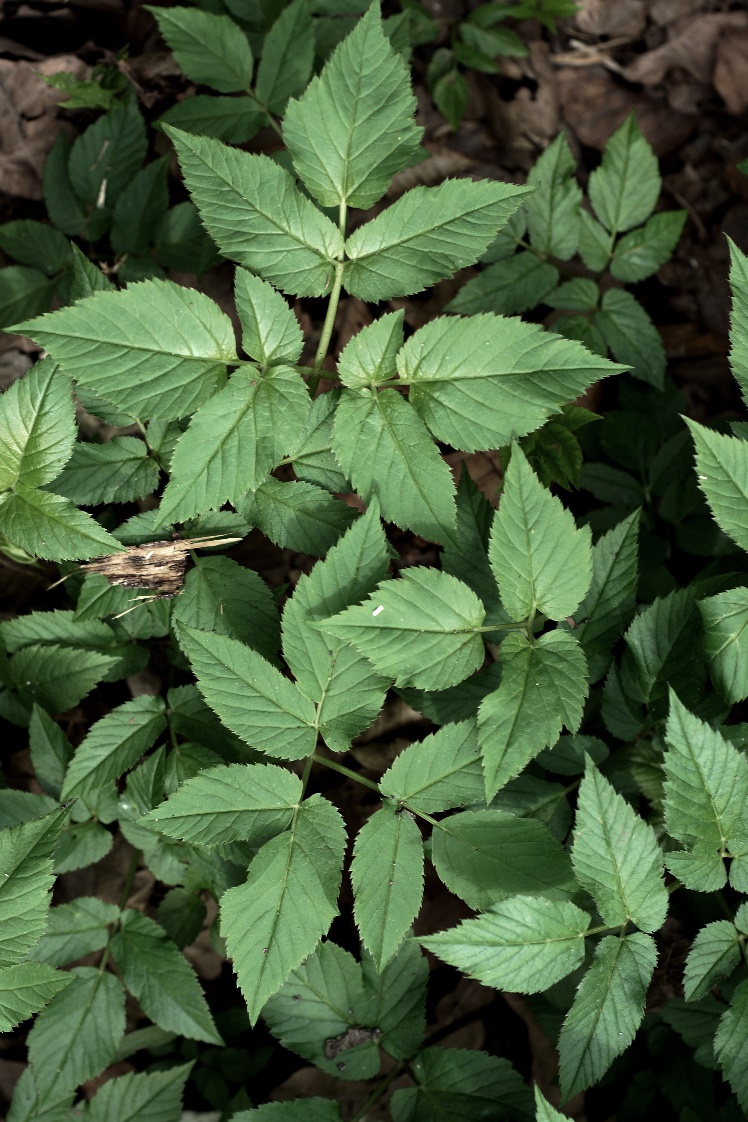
[86,1064,192,1122]
[588,114,659,235]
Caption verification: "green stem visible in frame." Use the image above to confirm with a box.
[350,1059,406,1122]
[307,201,347,397]
[299,754,315,796]
[312,753,381,793]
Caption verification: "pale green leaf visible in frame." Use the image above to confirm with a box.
[686,417,748,553]
[234,269,303,367]
[177,626,317,759]
[8,643,118,713]
[610,210,686,283]
[683,920,741,1002]
[318,568,485,691]
[445,252,559,316]
[6,1066,74,1122]
[141,763,301,847]
[87,1064,192,1122]
[351,802,424,970]
[422,897,589,992]
[534,1087,567,1122]
[282,3,421,209]
[588,114,660,234]
[571,758,667,932]
[110,909,221,1044]
[525,132,582,259]
[26,968,124,1100]
[262,941,380,1081]
[0,485,122,561]
[379,720,484,814]
[401,314,619,453]
[255,0,314,114]
[29,897,119,967]
[0,962,71,1033]
[344,179,531,300]
[558,933,657,1100]
[728,237,748,404]
[165,127,344,297]
[573,212,609,273]
[148,6,253,92]
[431,808,574,911]
[240,478,358,556]
[52,436,159,505]
[663,693,748,860]
[595,288,663,389]
[699,587,748,702]
[714,979,748,1112]
[0,809,68,968]
[0,609,115,654]
[61,696,166,799]
[337,310,403,389]
[478,631,588,799]
[333,387,457,545]
[221,794,346,1023]
[172,555,280,659]
[13,279,235,421]
[157,367,309,524]
[565,509,639,682]
[489,446,591,621]
[391,1048,533,1122]
[0,359,75,492]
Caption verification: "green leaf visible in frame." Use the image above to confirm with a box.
[283,3,420,209]
[445,252,559,316]
[0,485,122,562]
[565,509,639,683]
[0,220,72,276]
[558,933,656,1100]
[0,809,68,968]
[478,631,588,799]
[111,158,170,257]
[546,278,599,312]
[610,210,686,283]
[489,446,591,621]
[699,587,748,702]
[256,0,315,114]
[440,469,504,627]
[142,763,301,847]
[240,478,358,556]
[715,979,748,1111]
[402,314,619,453]
[524,132,582,259]
[6,1067,75,1122]
[61,696,166,799]
[43,132,85,238]
[87,1064,192,1122]
[165,127,344,297]
[0,359,75,492]
[221,794,346,1023]
[177,626,317,759]
[319,568,485,691]
[26,967,125,1097]
[159,95,266,143]
[29,897,119,967]
[0,962,71,1033]
[262,941,380,1081]
[289,388,349,491]
[490,773,573,842]
[0,267,55,329]
[686,418,748,552]
[344,179,531,300]
[588,114,660,235]
[431,68,468,131]
[173,555,280,659]
[432,809,574,911]
[622,586,701,706]
[728,238,748,404]
[534,1087,567,1122]
[234,269,303,367]
[148,6,254,92]
[13,279,235,422]
[337,310,403,388]
[28,705,72,799]
[422,897,589,992]
[157,367,308,524]
[55,820,113,874]
[683,920,741,1002]
[68,102,147,219]
[69,244,115,301]
[158,888,206,949]
[351,802,424,970]
[333,387,457,545]
[52,436,159,505]
[110,909,221,1044]
[663,693,748,876]
[391,1048,533,1122]
[281,502,390,750]
[380,720,484,814]
[8,642,118,712]
[571,758,667,932]
[232,1101,343,1122]
[595,288,663,389]
[361,940,427,1060]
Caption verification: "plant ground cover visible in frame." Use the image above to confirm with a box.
[1,1,748,1120]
